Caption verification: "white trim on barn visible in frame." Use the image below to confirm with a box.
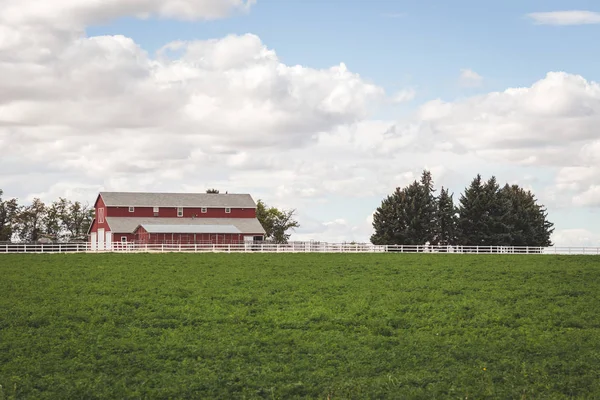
[90,232,97,251]
[97,228,105,250]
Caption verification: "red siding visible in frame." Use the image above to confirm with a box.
[112,233,136,243]
[89,193,263,245]
[134,226,263,244]
[89,218,97,233]
[107,206,255,218]
[92,196,110,233]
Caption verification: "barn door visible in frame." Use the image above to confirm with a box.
[98,228,105,250]
[90,232,97,251]
[105,231,112,250]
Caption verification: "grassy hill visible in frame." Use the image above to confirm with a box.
[1,253,599,399]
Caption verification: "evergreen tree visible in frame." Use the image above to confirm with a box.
[435,187,458,246]
[372,171,554,248]
[416,170,437,243]
[371,170,437,245]
[482,176,513,246]
[371,188,408,245]
[534,203,554,247]
[456,174,486,245]
[500,184,553,247]
[401,180,426,245]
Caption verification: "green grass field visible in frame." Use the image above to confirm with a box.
[1,253,599,399]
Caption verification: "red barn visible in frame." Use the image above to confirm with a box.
[88,192,266,250]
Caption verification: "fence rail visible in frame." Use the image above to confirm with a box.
[1,242,600,255]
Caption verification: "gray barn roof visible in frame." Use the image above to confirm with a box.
[99,192,257,208]
[139,224,241,234]
[106,217,266,235]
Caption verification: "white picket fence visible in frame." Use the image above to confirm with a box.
[1,242,600,255]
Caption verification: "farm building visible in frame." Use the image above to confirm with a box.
[88,192,266,250]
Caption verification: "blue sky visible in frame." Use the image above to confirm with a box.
[3,0,600,245]
[87,0,600,106]
[85,0,600,242]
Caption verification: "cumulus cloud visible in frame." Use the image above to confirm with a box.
[527,10,600,26]
[293,214,376,243]
[552,229,600,247]
[0,31,385,178]
[3,0,600,243]
[407,72,600,165]
[0,0,393,243]
[459,68,483,87]
[2,0,254,27]
[391,88,416,103]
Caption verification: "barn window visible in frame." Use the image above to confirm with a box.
[177,207,183,217]
[98,208,105,224]
[153,207,159,216]
[121,236,127,243]
[129,206,135,212]
[201,207,207,213]
[225,207,231,214]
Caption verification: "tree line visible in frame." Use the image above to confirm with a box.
[371,171,554,247]
[0,189,93,242]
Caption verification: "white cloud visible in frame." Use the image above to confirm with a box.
[573,186,600,207]
[0,32,385,169]
[0,0,392,244]
[408,72,600,165]
[552,229,600,247]
[391,88,416,103]
[459,68,483,87]
[527,10,600,26]
[2,0,254,27]
[3,0,600,244]
[293,213,375,243]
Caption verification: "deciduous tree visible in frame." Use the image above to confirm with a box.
[256,200,300,244]
[0,189,19,242]
[15,198,46,242]
[55,198,94,241]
